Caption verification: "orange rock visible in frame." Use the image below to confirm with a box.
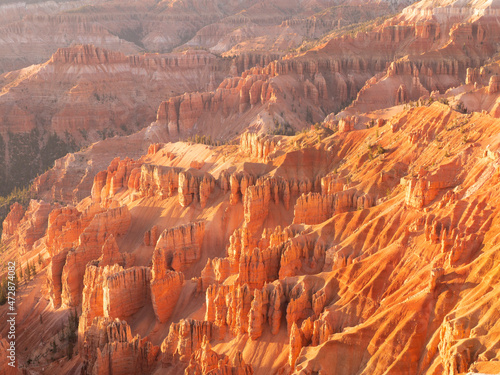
[179,171,199,207]
[248,288,267,340]
[106,267,151,318]
[46,206,81,252]
[240,132,276,160]
[286,282,312,333]
[144,225,159,247]
[81,317,132,366]
[238,248,267,289]
[1,202,24,242]
[148,143,162,155]
[161,319,214,364]
[14,200,55,255]
[150,269,184,323]
[244,182,271,234]
[139,164,181,199]
[338,116,357,132]
[488,75,500,94]
[289,322,303,369]
[404,161,460,209]
[199,174,215,209]
[60,205,131,307]
[87,319,159,375]
[293,193,334,225]
[154,221,205,272]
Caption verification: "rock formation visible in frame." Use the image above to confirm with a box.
[59,205,131,307]
[13,200,54,255]
[154,222,205,272]
[81,317,159,375]
[7,3,500,375]
[1,202,24,242]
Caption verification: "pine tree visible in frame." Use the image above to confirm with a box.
[26,262,31,280]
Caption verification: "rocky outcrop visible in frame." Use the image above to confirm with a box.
[338,116,357,133]
[154,221,205,272]
[279,233,325,278]
[321,174,348,195]
[294,190,376,224]
[91,157,142,205]
[1,202,24,242]
[138,165,181,199]
[205,281,285,339]
[144,225,159,247]
[161,319,214,364]
[403,162,459,209]
[99,234,132,267]
[150,269,184,324]
[59,205,131,307]
[293,193,335,225]
[150,224,196,322]
[79,263,151,347]
[51,45,128,65]
[240,132,276,160]
[289,322,303,369]
[244,182,271,234]
[81,317,159,375]
[199,174,216,209]
[184,337,253,375]
[238,248,267,289]
[488,75,500,94]
[104,266,151,320]
[178,171,203,207]
[14,200,54,255]
[286,282,313,333]
[46,206,82,253]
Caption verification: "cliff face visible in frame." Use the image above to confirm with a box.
[58,205,131,307]
[8,98,500,375]
[81,317,159,375]
[0,44,229,196]
[7,2,500,375]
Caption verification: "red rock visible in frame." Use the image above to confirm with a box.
[286,282,312,333]
[105,266,151,320]
[293,193,334,225]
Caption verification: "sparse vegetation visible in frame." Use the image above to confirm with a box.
[269,119,294,136]
[186,134,228,146]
